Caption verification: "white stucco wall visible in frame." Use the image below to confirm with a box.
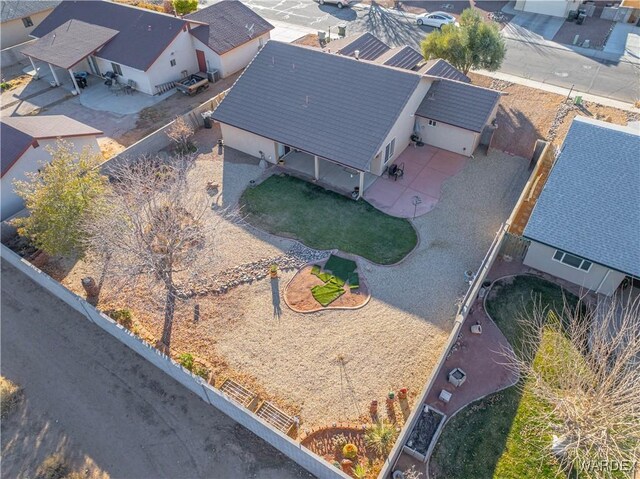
[1,9,54,49]
[146,28,198,92]
[515,0,578,17]
[1,136,101,221]
[371,77,433,175]
[190,36,223,75]
[219,33,269,77]
[415,117,478,157]
[523,241,626,296]
[91,55,153,94]
[219,123,277,162]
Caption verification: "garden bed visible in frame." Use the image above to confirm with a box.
[284,256,370,313]
[405,406,444,460]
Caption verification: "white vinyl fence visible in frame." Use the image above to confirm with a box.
[1,244,347,479]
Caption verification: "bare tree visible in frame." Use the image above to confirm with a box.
[166,116,195,155]
[504,291,640,478]
[84,155,229,352]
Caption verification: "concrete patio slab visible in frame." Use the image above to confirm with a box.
[79,84,175,115]
[364,146,468,218]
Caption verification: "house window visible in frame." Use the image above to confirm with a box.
[428,119,437,127]
[170,59,177,67]
[111,62,123,76]
[553,249,592,272]
[384,138,396,163]
[22,16,34,27]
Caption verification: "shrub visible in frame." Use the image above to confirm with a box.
[193,364,210,380]
[342,443,358,460]
[353,463,367,479]
[365,421,398,457]
[332,433,348,452]
[107,309,133,329]
[179,353,194,371]
[35,454,69,479]
[0,81,12,91]
[172,0,198,15]
[0,376,22,418]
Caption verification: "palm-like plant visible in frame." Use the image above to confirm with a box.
[365,420,398,457]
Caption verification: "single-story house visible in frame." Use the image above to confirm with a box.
[0,1,59,48]
[522,116,640,296]
[186,0,274,78]
[23,0,272,96]
[418,59,470,83]
[513,0,581,17]
[211,41,501,197]
[327,32,423,71]
[1,115,102,221]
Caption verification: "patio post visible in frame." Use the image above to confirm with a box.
[68,68,81,95]
[28,57,39,79]
[358,171,364,199]
[48,63,60,86]
[314,155,319,180]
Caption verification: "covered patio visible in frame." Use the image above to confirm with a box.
[364,145,468,218]
[278,150,377,199]
[21,19,118,96]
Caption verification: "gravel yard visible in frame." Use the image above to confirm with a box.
[48,128,529,430]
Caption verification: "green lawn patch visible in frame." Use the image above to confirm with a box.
[240,175,417,264]
[324,254,357,282]
[429,276,583,479]
[348,272,360,289]
[311,279,345,306]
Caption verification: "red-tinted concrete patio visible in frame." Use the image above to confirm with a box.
[364,145,467,218]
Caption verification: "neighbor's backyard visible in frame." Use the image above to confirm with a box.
[429,275,584,479]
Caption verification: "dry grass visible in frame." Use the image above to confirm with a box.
[1,376,22,418]
[293,34,322,48]
[469,72,636,157]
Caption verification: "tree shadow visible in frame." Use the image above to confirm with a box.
[271,277,282,320]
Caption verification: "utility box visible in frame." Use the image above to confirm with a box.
[207,69,220,83]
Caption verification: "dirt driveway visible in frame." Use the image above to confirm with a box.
[0,259,312,479]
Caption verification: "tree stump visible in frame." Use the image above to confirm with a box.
[81,276,99,298]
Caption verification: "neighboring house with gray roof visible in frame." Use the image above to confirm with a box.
[25,0,271,95]
[328,32,391,61]
[1,115,102,221]
[522,116,640,296]
[212,41,501,197]
[0,0,59,48]
[374,45,423,70]
[186,0,273,78]
[418,59,470,83]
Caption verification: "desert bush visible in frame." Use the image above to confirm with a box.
[365,421,398,457]
[192,364,210,380]
[166,116,195,154]
[332,433,348,452]
[35,454,69,479]
[173,0,197,15]
[179,353,195,371]
[0,376,22,418]
[107,309,133,329]
[1,81,12,91]
[343,443,358,460]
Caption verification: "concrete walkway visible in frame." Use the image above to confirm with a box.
[0,259,312,479]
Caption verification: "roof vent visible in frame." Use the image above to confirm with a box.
[354,50,360,60]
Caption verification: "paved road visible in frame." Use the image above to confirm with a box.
[0,259,312,479]
[240,0,640,103]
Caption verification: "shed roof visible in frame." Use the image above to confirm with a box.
[1,115,102,178]
[419,59,470,83]
[1,0,60,23]
[187,0,273,55]
[329,32,390,60]
[22,19,118,69]
[415,79,500,132]
[211,41,421,170]
[374,45,423,70]
[31,0,190,71]
[523,117,640,277]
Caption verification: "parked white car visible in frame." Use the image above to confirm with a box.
[317,0,351,8]
[416,12,458,28]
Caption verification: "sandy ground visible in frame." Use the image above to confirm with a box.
[469,72,637,157]
[39,127,529,431]
[284,264,371,312]
[1,259,312,479]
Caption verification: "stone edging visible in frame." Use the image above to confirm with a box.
[282,259,372,314]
